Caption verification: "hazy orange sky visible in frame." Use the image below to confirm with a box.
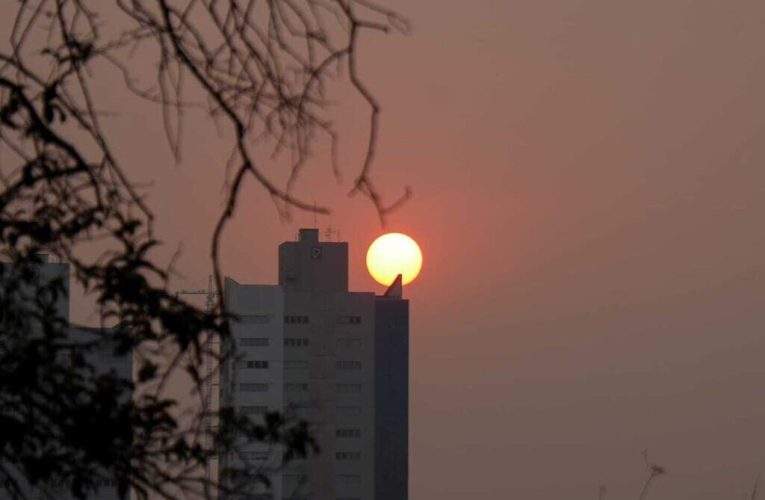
[4,1,765,498]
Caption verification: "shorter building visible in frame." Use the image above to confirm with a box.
[0,257,132,500]
[67,324,133,383]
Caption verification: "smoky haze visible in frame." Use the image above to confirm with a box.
[2,0,764,498]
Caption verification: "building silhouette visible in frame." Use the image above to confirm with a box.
[0,257,131,500]
[221,229,409,500]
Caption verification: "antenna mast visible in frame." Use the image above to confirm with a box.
[324,224,337,242]
[177,275,219,484]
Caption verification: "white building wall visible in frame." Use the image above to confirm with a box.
[223,278,285,500]
[280,291,375,500]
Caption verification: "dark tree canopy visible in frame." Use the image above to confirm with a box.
[0,1,408,498]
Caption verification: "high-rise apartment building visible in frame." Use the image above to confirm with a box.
[221,229,409,500]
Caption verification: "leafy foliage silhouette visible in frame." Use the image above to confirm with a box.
[0,1,407,498]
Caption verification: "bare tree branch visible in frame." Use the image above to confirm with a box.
[1,1,407,498]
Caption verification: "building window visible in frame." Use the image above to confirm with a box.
[47,478,120,489]
[240,337,269,347]
[286,402,313,418]
[240,405,268,416]
[244,495,271,500]
[287,401,313,412]
[336,428,361,438]
[240,383,269,392]
[238,314,270,324]
[285,383,309,393]
[238,360,269,369]
[335,474,361,485]
[336,406,362,417]
[336,360,361,370]
[285,360,308,370]
[284,474,308,484]
[337,316,362,325]
[240,450,271,461]
[284,315,309,324]
[96,341,119,356]
[336,452,361,461]
[284,338,309,347]
[336,338,362,349]
[336,384,361,394]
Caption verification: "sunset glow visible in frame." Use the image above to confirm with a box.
[366,233,422,286]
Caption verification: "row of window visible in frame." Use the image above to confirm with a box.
[285,383,309,393]
[239,360,269,369]
[338,316,362,325]
[284,474,307,483]
[337,338,362,348]
[239,450,270,461]
[238,314,270,324]
[336,384,362,394]
[240,405,268,416]
[235,315,367,326]
[337,406,361,416]
[336,428,361,438]
[242,496,358,500]
[241,495,269,500]
[336,360,361,370]
[238,404,362,416]
[238,359,361,370]
[284,337,309,347]
[239,337,362,349]
[287,401,313,412]
[240,337,269,347]
[240,383,362,393]
[240,383,269,392]
[285,360,308,369]
[285,315,309,324]
[44,479,118,488]
[237,429,360,449]
[239,407,363,422]
[335,475,361,485]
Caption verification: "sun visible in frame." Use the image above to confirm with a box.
[366,233,423,286]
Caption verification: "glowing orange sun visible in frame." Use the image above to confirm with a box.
[366,233,422,286]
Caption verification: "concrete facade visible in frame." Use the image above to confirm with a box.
[221,229,408,500]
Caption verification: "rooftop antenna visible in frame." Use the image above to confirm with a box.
[324,224,335,242]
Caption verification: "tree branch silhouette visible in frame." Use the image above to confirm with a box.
[0,1,408,498]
